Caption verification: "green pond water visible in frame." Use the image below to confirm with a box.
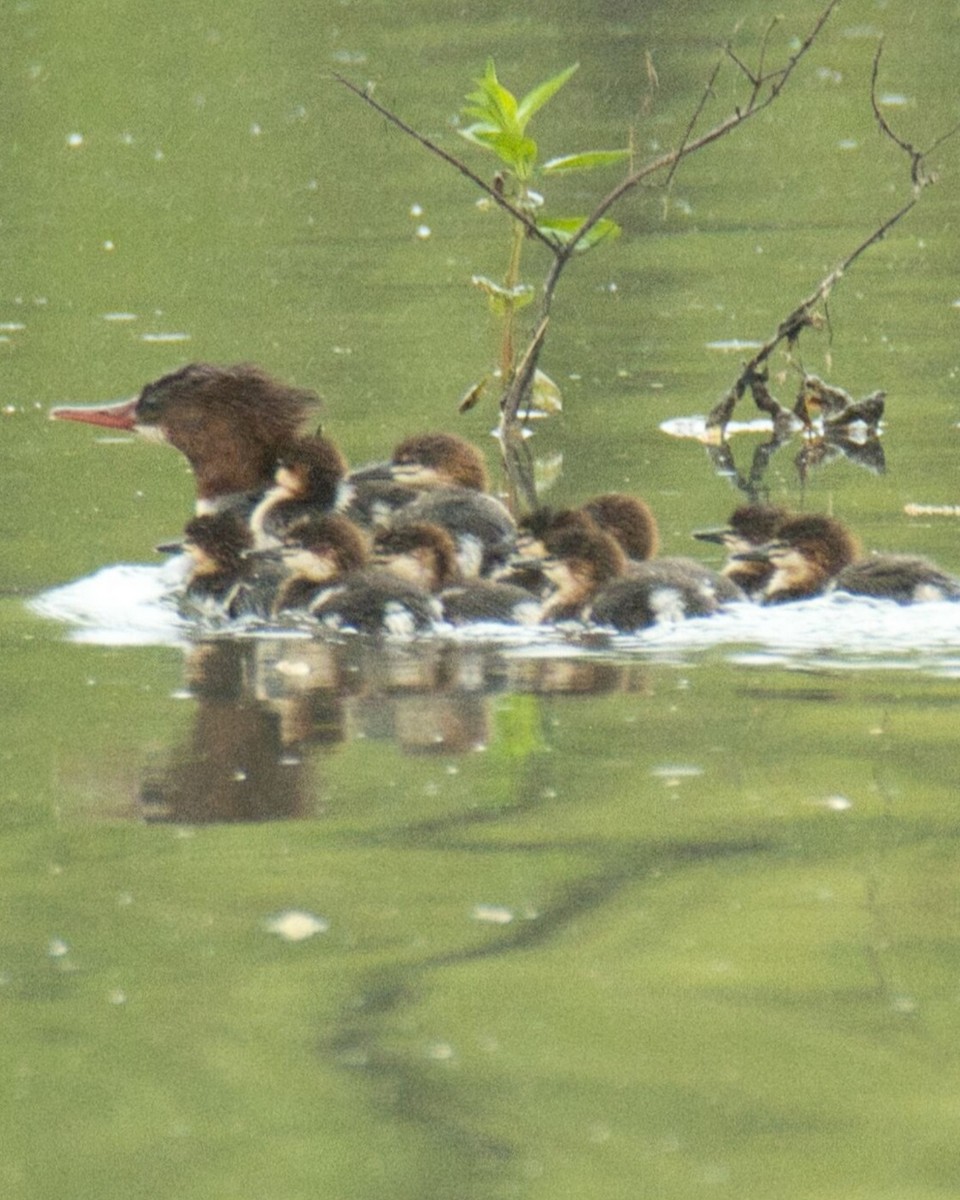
[4,1,960,1196]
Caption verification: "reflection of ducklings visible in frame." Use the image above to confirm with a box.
[373,522,540,625]
[693,504,791,598]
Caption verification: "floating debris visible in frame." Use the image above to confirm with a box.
[264,910,329,942]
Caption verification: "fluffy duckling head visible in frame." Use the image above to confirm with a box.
[278,514,369,583]
[389,432,489,491]
[581,493,659,561]
[372,522,461,591]
[273,434,348,507]
[748,513,860,601]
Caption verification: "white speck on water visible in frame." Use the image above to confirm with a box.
[108,989,127,1006]
[838,138,858,150]
[250,122,262,136]
[704,338,765,352]
[103,311,138,322]
[651,764,704,783]
[264,910,329,942]
[66,132,84,148]
[409,202,423,217]
[472,904,514,925]
[48,938,69,958]
[878,93,911,107]
[414,224,432,240]
[426,1041,455,1061]
[818,795,853,811]
[141,331,190,344]
[102,240,115,251]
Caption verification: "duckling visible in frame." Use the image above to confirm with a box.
[537,523,627,622]
[373,522,540,625]
[271,513,370,614]
[535,523,736,629]
[347,432,516,577]
[833,554,960,603]
[273,515,440,634]
[733,513,861,602]
[580,492,659,561]
[158,511,267,620]
[52,363,317,515]
[693,503,792,597]
[248,434,348,548]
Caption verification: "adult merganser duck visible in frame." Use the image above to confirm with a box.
[156,511,268,620]
[693,503,791,598]
[372,521,540,625]
[350,431,516,577]
[248,434,348,549]
[533,522,738,630]
[51,363,318,515]
[736,512,960,604]
[272,514,440,634]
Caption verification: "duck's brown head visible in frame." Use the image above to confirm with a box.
[53,363,318,507]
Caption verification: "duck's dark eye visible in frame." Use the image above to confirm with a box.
[136,388,163,421]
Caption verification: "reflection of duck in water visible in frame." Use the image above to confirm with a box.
[735,512,960,603]
[794,375,885,432]
[348,432,516,577]
[273,514,441,634]
[533,521,740,630]
[693,504,791,598]
[372,521,540,625]
[52,363,318,516]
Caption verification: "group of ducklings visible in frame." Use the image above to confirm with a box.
[51,362,960,636]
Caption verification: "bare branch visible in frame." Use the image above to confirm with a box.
[870,40,960,189]
[707,198,918,429]
[330,73,555,250]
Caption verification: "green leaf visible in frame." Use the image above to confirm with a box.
[458,125,537,173]
[541,149,630,174]
[464,61,519,135]
[516,63,579,130]
[536,216,621,252]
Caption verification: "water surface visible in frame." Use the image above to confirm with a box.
[4,2,960,1197]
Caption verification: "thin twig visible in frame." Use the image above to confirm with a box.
[707,198,918,429]
[330,73,554,249]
